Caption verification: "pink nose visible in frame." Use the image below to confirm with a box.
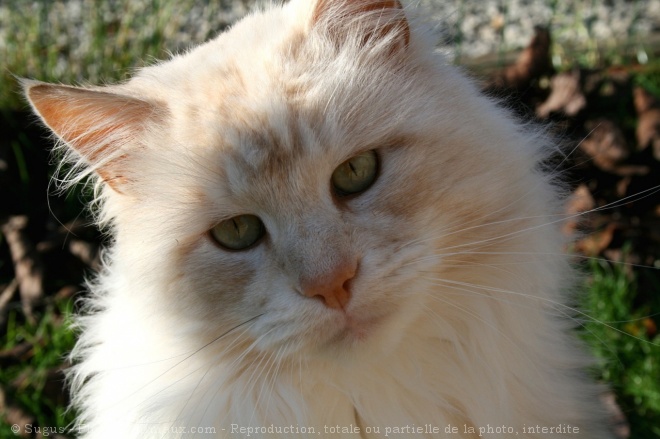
[301,263,356,310]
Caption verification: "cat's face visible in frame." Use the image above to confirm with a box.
[135,6,443,356]
[25,0,537,361]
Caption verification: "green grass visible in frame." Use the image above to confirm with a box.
[0,298,77,437]
[582,258,660,438]
[635,61,660,97]
[452,0,655,72]
[1,0,163,108]
[0,0,248,111]
[548,0,647,70]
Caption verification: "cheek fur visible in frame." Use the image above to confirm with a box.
[171,237,258,319]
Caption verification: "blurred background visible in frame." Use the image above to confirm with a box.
[0,0,659,438]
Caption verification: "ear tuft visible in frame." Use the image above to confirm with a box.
[22,80,163,193]
[312,0,410,54]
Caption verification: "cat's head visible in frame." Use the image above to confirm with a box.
[24,0,549,361]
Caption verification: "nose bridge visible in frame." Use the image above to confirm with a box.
[281,210,357,309]
[291,212,351,277]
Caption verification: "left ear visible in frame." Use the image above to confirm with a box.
[22,80,163,193]
[312,0,410,54]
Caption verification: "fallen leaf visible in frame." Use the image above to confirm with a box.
[575,223,617,256]
[491,26,553,91]
[563,184,596,236]
[537,70,586,118]
[0,216,44,323]
[633,87,660,160]
[579,120,629,171]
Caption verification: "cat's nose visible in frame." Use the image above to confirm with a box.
[300,262,356,310]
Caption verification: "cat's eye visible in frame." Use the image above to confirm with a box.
[210,215,264,250]
[331,150,378,196]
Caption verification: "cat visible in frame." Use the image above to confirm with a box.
[23,0,616,437]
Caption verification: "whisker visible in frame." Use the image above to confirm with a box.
[247,351,278,426]
[107,314,264,373]
[101,314,263,412]
[168,322,260,436]
[402,250,660,272]
[420,297,544,378]
[225,326,284,427]
[255,345,283,423]
[394,128,598,254]
[424,276,659,348]
[263,343,290,421]
[551,127,599,173]
[421,277,623,362]
[397,183,660,256]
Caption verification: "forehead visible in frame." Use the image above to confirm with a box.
[153,5,402,212]
[219,101,336,214]
[233,109,308,173]
[184,79,350,211]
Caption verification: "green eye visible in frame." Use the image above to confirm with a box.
[210,215,264,250]
[331,150,378,196]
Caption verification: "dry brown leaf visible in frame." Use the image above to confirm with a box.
[0,343,33,366]
[0,385,36,438]
[633,87,660,160]
[563,184,596,236]
[579,120,629,171]
[0,278,19,327]
[0,216,44,323]
[601,392,630,439]
[536,70,586,118]
[491,26,553,90]
[69,239,101,271]
[575,223,617,256]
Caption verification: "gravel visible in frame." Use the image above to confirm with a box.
[2,0,659,64]
[416,0,660,59]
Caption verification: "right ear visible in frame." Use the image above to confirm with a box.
[22,80,164,193]
[312,0,410,56]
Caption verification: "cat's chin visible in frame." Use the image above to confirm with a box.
[313,306,398,357]
[300,290,424,359]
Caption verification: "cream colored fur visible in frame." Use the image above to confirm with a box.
[24,0,614,437]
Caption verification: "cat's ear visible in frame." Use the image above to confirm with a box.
[22,80,162,193]
[312,0,410,54]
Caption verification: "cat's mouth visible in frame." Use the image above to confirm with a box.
[342,315,377,341]
[326,310,390,346]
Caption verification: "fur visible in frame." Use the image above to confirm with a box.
[24,0,614,437]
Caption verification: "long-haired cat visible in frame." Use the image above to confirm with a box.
[23,0,615,437]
